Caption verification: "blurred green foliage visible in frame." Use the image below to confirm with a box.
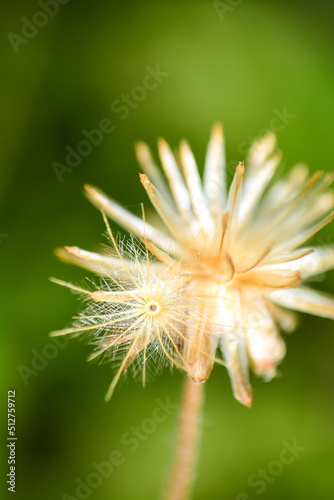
[1,1,334,499]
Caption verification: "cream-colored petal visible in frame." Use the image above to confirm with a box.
[203,123,226,219]
[219,333,253,407]
[180,140,213,233]
[223,163,245,251]
[157,138,195,225]
[262,246,334,278]
[260,248,314,267]
[215,289,253,407]
[55,246,127,276]
[265,175,334,245]
[233,245,273,274]
[247,132,277,171]
[183,309,217,383]
[140,173,191,243]
[240,171,324,246]
[239,150,282,224]
[247,326,286,380]
[142,239,176,267]
[264,300,298,332]
[270,286,334,319]
[84,185,182,256]
[240,293,286,379]
[89,290,140,303]
[274,210,334,254]
[135,141,173,203]
[261,164,309,211]
[233,268,301,294]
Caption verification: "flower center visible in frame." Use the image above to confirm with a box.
[147,302,159,314]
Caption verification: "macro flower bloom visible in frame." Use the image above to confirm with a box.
[52,124,334,406]
[51,213,224,400]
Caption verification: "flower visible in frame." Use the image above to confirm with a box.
[53,124,334,406]
[51,212,223,400]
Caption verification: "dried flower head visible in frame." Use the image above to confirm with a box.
[51,212,223,400]
[53,124,334,406]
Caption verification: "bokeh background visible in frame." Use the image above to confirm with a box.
[1,1,334,499]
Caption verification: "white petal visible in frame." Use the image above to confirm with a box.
[55,246,127,276]
[157,138,195,225]
[241,293,286,379]
[180,140,213,233]
[140,173,191,243]
[260,248,314,267]
[233,268,301,294]
[203,123,226,218]
[265,301,298,332]
[247,132,277,171]
[267,174,334,244]
[270,287,334,319]
[239,150,282,223]
[223,163,245,251]
[274,210,334,254]
[215,289,253,407]
[262,246,334,278]
[233,245,273,274]
[90,290,140,302]
[245,171,326,247]
[261,163,309,212]
[135,141,173,203]
[84,185,183,256]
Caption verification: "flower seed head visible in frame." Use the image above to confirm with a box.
[52,124,334,406]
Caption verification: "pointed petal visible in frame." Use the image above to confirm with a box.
[270,286,334,319]
[260,248,314,267]
[180,140,213,232]
[215,289,253,407]
[142,239,176,267]
[157,138,195,225]
[84,185,182,256]
[140,173,190,243]
[220,333,253,407]
[265,301,298,332]
[223,163,245,251]
[241,293,286,379]
[135,141,173,202]
[261,164,309,210]
[239,150,282,223]
[262,246,334,278]
[299,246,334,277]
[247,132,277,170]
[90,290,140,303]
[203,123,226,218]
[267,173,334,242]
[55,246,127,276]
[246,171,326,246]
[247,327,286,379]
[184,312,216,384]
[49,277,92,295]
[234,245,273,274]
[234,269,301,293]
[275,210,334,253]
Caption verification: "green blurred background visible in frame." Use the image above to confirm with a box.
[1,1,334,499]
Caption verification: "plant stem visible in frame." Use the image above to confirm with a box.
[164,378,204,500]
